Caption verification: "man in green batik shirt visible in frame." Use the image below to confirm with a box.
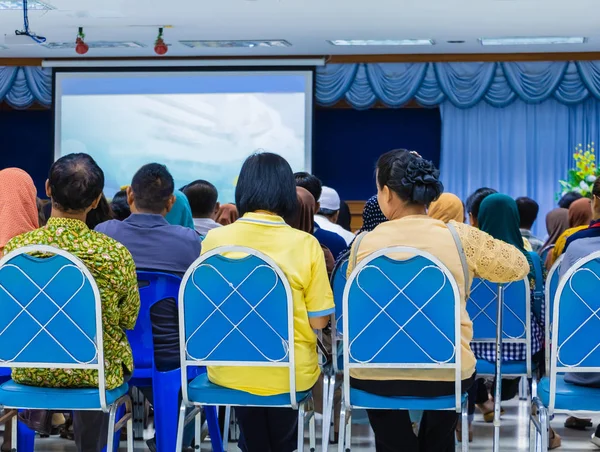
[4,153,140,452]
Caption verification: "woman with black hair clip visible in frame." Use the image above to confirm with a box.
[347,149,530,452]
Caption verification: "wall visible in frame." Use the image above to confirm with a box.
[313,107,442,201]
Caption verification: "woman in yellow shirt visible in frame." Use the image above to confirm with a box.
[549,197,593,267]
[348,150,529,452]
[201,152,334,452]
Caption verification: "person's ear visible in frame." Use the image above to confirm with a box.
[469,212,477,227]
[90,194,102,210]
[383,185,393,204]
[45,179,52,198]
[165,195,176,214]
[126,186,135,207]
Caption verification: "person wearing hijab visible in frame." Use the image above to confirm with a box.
[358,195,388,233]
[165,190,195,230]
[539,208,569,268]
[215,203,239,226]
[550,197,593,266]
[428,193,464,224]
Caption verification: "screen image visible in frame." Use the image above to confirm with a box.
[54,70,313,202]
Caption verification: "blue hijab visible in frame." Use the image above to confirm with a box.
[165,190,195,230]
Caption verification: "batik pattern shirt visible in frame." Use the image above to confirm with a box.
[3,218,140,390]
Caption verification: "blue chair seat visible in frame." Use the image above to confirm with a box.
[476,359,530,376]
[538,375,600,411]
[350,387,467,410]
[187,373,311,407]
[0,379,129,410]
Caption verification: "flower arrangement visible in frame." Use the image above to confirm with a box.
[559,143,599,197]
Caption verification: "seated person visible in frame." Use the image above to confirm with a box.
[516,196,544,252]
[428,192,464,224]
[465,187,497,228]
[110,189,131,221]
[347,150,529,452]
[294,172,347,259]
[315,186,355,245]
[203,153,334,452]
[183,179,222,236]
[550,197,593,266]
[4,153,140,452]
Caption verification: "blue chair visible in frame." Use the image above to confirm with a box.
[544,255,564,375]
[128,271,223,452]
[0,245,133,452]
[467,276,535,395]
[175,246,317,452]
[338,246,468,452]
[539,245,555,267]
[532,250,600,450]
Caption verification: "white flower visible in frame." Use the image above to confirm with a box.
[580,181,590,191]
[573,186,583,194]
[586,175,597,183]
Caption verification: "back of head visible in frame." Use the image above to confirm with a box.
[515,196,539,230]
[86,194,114,229]
[542,208,569,249]
[359,195,388,232]
[466,187,497,222]
[428,193,464,224]
[559,191,583,209]
[110,190,131,221]
[0,168,39,249]
[294,172,322,204]
[376,149,443,206]
[290,186,316,233]
[337,201,352,231]
[236,152,298,220]
[183,180,219,218]
[568,197,593,228]
[165,190,195,229]
[130,163,174,214]
[318,186,341,216]
[478,193,524,251]
[48,153,104,213]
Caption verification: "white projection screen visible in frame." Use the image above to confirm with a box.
[54,69,314,202]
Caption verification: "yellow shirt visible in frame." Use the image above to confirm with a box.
[550,225,588,268]
[201,212,335,395]
[348,216,530,382]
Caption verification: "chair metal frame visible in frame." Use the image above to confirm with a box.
[338,246,467,452]
[531,250,600,451]
[0,245,133,452]
[175,246,316,452]
[544,255,564,376]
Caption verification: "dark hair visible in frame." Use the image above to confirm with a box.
[376,149,443,205]
[183,180,219,218]
[130,163,174,214]
[37,198,48,227]
[48,153,104,212]
[594,179,600,198]
[559,191,584,209]
[110,190,131,221]
[294,172,322,203]
[515,196,539,229]
[337,201,352,231]
[86,194,114,229]
[466,187,497,218]
[236,152,298,219]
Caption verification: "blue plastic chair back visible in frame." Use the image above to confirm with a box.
[539,245,554,267]
[545,255,563,374]
[549,251,600,412]
[179,246,297,405]
[331,252,350,336]
[343,247,462,410]
[128,271,182,379]
[0,245,109,405]
[530,252,545,319]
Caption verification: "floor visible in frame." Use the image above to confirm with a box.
[9,399,600,451]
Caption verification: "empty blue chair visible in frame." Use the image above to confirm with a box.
[544,255,564,375]
[338,246,468,452]
[175,246,317,451]
[0,245,133,452]
[532,250,600,450]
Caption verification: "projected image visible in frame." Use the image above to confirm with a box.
[55,71,312,202]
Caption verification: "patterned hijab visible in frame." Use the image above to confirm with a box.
[428,193,464,223]
[358,195,388,233]
[165,190,195,230]
[0,168,39,251]
[216,204,239,226]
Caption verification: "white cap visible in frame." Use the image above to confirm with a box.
[319,186,341,211]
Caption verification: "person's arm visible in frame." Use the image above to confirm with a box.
[118,246,141,330]
[453,222,530,283]
[305,238,335,330]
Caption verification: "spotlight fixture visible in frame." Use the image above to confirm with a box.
[75,27,88,54]
[154,27,168,55]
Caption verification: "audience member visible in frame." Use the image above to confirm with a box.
[203,153,334,452]
[110,189,131,221]
[165,190,195,230]
[294,173,347,258]
[539,208,569,264]
[550,197,593,266]
[183,179,222,236]
[428,193,464,223]
[4,153,140,452]
[357,195,388,233]
[315,186,355,245]
[86,194,114,229]
[36,198,48,227]
[563,186,600,253]
[337,200,352,232]
[215,203,239,226]
[516,196,544,252]
[465,187,497,227]
[348,150,529,452]
[558,191,584,209]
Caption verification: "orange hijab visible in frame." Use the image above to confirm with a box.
[0,168,39,251]
[428,193,464,223]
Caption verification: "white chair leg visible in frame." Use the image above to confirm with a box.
[175,401,187,452]
[531,378,538,399]
[322,374,335,452]
[223,406,231,452]
[344,408,352,452]
[11,413,17,452]
[461,398,469,452]
[195,409,202,447]
[297,404,306,452]
[519,377,527,400]
[127,398,134,452]
[309,411,316,452]
[337,403,347,452]
[106,405,118,452]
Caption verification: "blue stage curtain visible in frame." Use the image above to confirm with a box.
[315,61,600,109]
[439,98,600,237]
[0,67,51,108]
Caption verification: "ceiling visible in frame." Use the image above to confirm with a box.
[2,0,600,58]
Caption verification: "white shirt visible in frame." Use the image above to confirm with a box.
[193,217,222,237]
[314,215,355,245]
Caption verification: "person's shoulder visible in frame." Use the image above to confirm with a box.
[4,227,46,252]
[89,229,134,259]
[318,228,346,244]
[94,219,122,233]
